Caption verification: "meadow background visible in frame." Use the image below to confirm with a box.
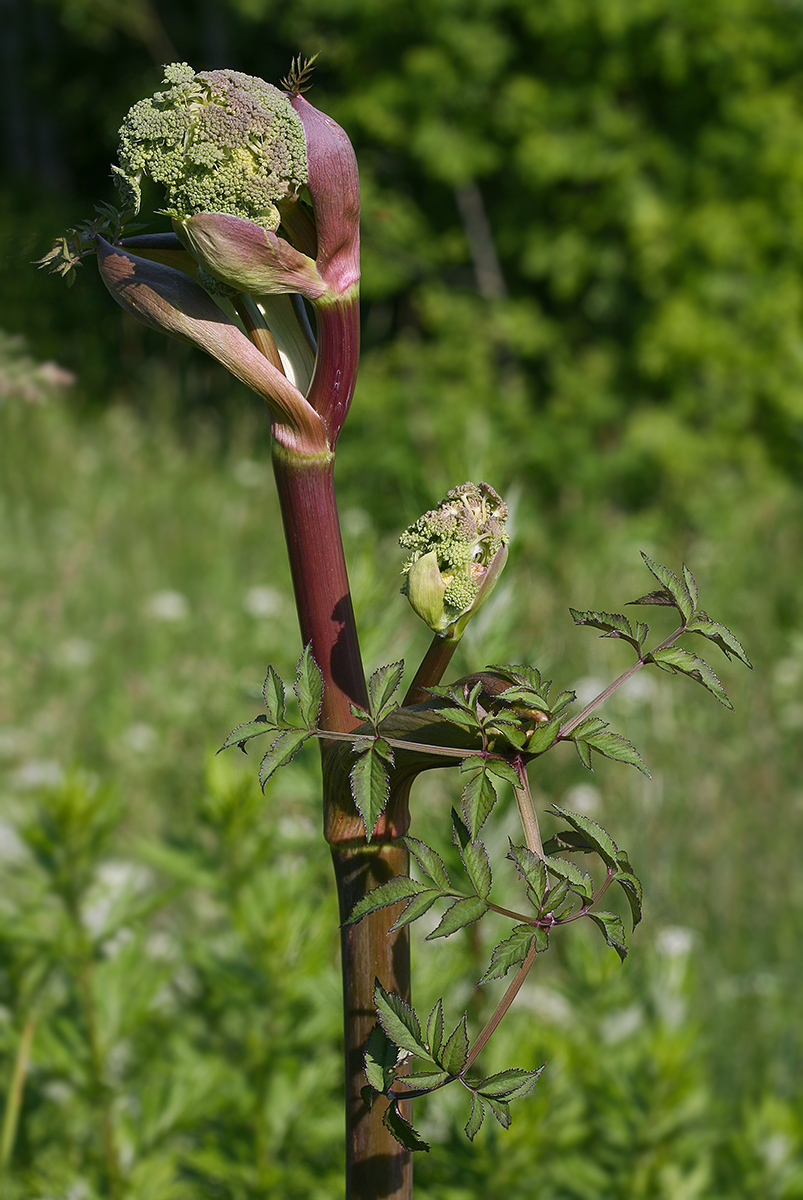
[1,0,802,1196]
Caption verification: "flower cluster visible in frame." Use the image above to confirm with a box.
[39,61,361,453]
[400,482,509,638]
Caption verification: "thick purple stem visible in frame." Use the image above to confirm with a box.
[271,440,411,1200]
[270,445,366,731]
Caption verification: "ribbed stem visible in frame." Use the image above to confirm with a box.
[271,441,411,1199]
[332,843,413,1200]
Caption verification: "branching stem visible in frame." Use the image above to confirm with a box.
[463,939,540,1074]
[558,625,685,740]
[403,633,461,705]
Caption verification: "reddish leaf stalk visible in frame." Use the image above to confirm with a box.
[306,292,361,447]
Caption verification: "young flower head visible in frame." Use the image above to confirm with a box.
[400,482,509,639]
[113,63,308,231]
[39,59,362,449]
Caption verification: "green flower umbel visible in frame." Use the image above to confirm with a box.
[400,482,509,639]
[113,63,308,230]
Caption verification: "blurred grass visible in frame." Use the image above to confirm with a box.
[1,394,802,1197]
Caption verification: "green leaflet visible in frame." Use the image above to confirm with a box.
[615,870,643,928]
[368,660,405,722]
[484,758,523,786]
[485,1096,512,1128]
[427,999,444,1061]
[258,728,312,789]
[438,1013,469,1075]
[685,615,752,667]
[218,714,273,753]
[426,895,488,940]
[550,804,619,866]
[404,836,452,891]
[344,876,433,926]
[476,1066,544,1101]
[349,739,394,840]
[363,1023,400,1094]
[479,924,540,984]
[383,1102,430,1152]
[507,841,548,907]
[388,890,440,932]
[588,910,628,961]
[649,646,732,708]
[542,853,593,900]
[575,726,651,777]
[569,607,647,651]
[640,553,695,622]
[465,1093,485,1140]
[406,1068,450,1090]
[293,645,323,727]
[452,809,492,899]
[524,715,562,754]
[262,664,287,726]
[459,756,499,837]
[373,980,428,1058]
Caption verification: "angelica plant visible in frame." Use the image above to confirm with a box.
[38,58,750,1200]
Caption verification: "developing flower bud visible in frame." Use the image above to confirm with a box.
[400,482,509,638]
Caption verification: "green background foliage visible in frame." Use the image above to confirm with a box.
[2,0,803,1194]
